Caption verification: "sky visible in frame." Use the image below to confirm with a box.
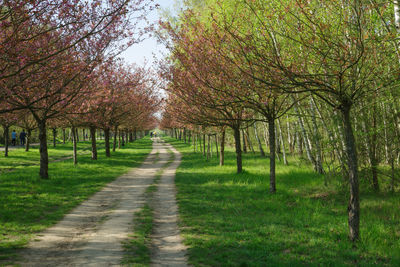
[119,0,179,66]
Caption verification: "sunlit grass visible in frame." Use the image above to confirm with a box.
[165,137,400,266]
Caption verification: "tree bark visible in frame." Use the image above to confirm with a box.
[63,128,66,144]
[72,126,78,165]
[207,134,211,161]
[118,130,121,149]
[113,126,117,152]
[233,126,242,173]
[38,120,49,179]
[52,128,57,147]
[105,128,111,157]
[268,117,276,193]
[220,129,225,166]
[3,125,9,157]
[242,129,247,153]
[25,128,31,152]
[341,106,360,242]
[90,126,97,160]
[215,134,219,158]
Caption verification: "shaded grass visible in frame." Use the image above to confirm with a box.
[122,149,175,266]
[164,137,400,267]
[0,138,152,264]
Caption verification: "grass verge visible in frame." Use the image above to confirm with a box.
[0,138,152,264]
[164,137,400,267]
[122,148,175,266]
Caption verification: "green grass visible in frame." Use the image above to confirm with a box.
[122,149,175,266]
[0,138,152,264]
[0,142,93,174]
[164,137,400,267]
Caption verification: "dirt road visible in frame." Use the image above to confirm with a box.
[17,138,189,266]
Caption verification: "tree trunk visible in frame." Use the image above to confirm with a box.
[233,126,242,173]
[220,129,225,166]
[72,126,78,165]
[207,134,211,161]
[52,128,57,147]
[246,128,255,153]
[76,128,79,142]
[38,120,49,179]
[268,117,276,193]
[113,126,117,152]
[309,98,324,174]
[203,133,206,157]
[118,130,121,149]
[242,129,247,153]
[215,134,219,158]
[105,128,111,157]
[3,125,9,157]
[63,128,66,144]
[254,122,265,157]
[90,126,97,160]
[82,128,86,141]
[294,102,317,168]
[341,106,360,242]
[25,129,31,152]
[122,131,125,146]
[277,119,288,165]
[134,128,137,141]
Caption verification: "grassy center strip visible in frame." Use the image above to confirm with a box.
[122,148,175,266]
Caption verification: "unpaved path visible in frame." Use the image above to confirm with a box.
[16,137,189,266]
[151,142,189,267]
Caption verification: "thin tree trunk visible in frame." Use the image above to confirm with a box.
[254,122,265,157]
[118,130,121,149]
[105,128,111,157]
[342,106,360,242]
[220,129,225,166]
[3,125,9,157]
[122,131,125,146]
[82,129,85,141]
[72,126,78,165]
[294,102,317,168]
[25,129,31,152]
[203,133,206,157]
[63,128,66,144]
[38,120,49,179]
[215,134,219,158]
[52,128,57,147]
[268,117,276,193]
[90,126,97,160]
[242,129,247,153]
[309,98,324,174]
[113,126,117,152]
[233,126,242,173]
[277,119,288,165]
[207,134,211,161]
[246,128,255,153]
[76,128,79,142]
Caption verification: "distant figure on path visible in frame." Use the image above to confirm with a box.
[11,130,17,146]
[20,130,26,146]
[150,132,153,138]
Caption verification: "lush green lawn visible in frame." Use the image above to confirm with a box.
[0,142,93,174]
[0,138,152,263]
[164,137,400,267]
